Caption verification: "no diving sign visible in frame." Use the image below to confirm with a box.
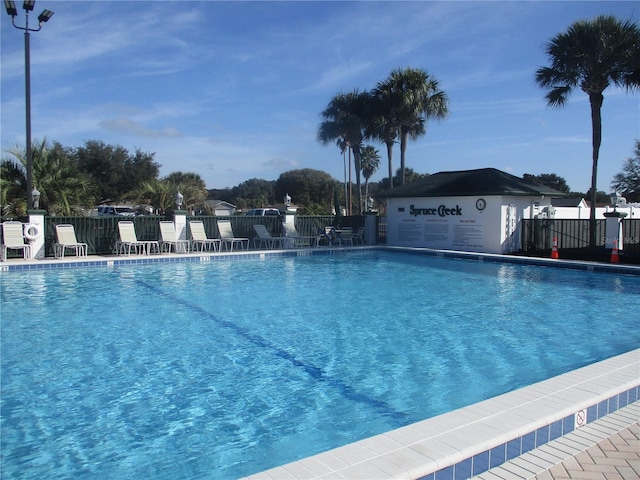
[575,409,587,428]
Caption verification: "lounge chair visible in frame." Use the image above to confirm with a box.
[282,222,316,248]
[116,221,159,255]
[54,224,88,258]
[253,224,288,249]
[190,221,221,252]
[1,221,31,261]
[317,226,337,247]
[159,221,190,253]
[338,226,354,246]
[217,220,249,251]
[352,226,365,245]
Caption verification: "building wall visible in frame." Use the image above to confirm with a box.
[542,205,639,219]
[386,195,552,254]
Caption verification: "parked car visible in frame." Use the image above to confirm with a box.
[245,208,281,216]
[97,205,136,217]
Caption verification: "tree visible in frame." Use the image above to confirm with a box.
[360,145,381,207]
[275,169,339,213]
[1,139,95,215]
[160,172,207,211]
[138,180,173,214]
[378,167,428,190]
[611,140,640,202]
[318,90,371,213]
[230,178,276,209]
[535,15,640,247]
[367,89,398,189]
[73,140,160,203]
[522,173,571,193]
[0,156,27,215]
[375,67,449,186]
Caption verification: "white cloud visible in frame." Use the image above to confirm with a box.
[98,118,182,138]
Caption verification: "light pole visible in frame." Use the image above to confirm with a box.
[4,0,54,210]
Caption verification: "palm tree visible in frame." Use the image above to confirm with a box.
[360,145,381,207]
[163,172,208,211]
[138,172,207,213]
[367,90,398,189]
[0,158,27,215]
[138,179,173,214]
[535,15,640,248]
[318,90,371,213]
[2,139,95,215]
[376,67,449,186]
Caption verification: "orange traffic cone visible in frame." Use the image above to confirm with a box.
[551,237,559,259]
[611,239,619,263]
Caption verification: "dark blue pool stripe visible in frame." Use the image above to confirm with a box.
[136,279,410,427]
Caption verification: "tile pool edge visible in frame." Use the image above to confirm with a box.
[243,349,640,480]
[1,246,639,276]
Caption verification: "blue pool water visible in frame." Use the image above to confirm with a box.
[1,251,639,479]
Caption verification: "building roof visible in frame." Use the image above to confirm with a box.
[551,197,587,207]
[205,200,236,209]
[378,168,567,198]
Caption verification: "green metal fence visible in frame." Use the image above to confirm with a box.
[37,214,379,257]
[45,215,166,256]
[2,214,384,258]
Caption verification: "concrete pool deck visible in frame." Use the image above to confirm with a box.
[2,249,639,479]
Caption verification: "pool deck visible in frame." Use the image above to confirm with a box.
[2,249,639,480]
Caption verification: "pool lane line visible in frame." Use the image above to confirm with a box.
[135,278,410,428]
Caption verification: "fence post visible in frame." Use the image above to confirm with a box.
[27,209,46,259]
[603,210,627,251]
[174,210,188,241]
[364,213,377,245]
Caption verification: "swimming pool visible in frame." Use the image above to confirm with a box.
[1,251,639,479]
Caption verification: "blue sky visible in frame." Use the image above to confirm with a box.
[1,1,638,193]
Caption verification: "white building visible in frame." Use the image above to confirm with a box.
[204,200,237,216]
[381,168,565,254]
[549,197,640,219]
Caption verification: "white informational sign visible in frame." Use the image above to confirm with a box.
[390,199,487,251]
[452,218,484,250]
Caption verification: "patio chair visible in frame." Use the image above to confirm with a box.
[282,222,316,248]
[1,221,31,261]
[338,226,354,247]
[352,227,365,246]
[54,224,88,258]
[159,221,190,253]
[116,221,159,255]
[316,226,337,247]
[217,219,249,251]
[190,220,221,252]
[253,224,288,249]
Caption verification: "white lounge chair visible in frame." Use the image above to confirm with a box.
[1,221,31,261]
[116,221,159,255]
[217,220,249,251]
[253,224,288,249]
[159,221,190,253]
[282,222,316,248]
[190,221,221,252]
[54,224,88,258]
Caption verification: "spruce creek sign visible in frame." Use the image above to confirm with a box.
[409,204,462,217]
